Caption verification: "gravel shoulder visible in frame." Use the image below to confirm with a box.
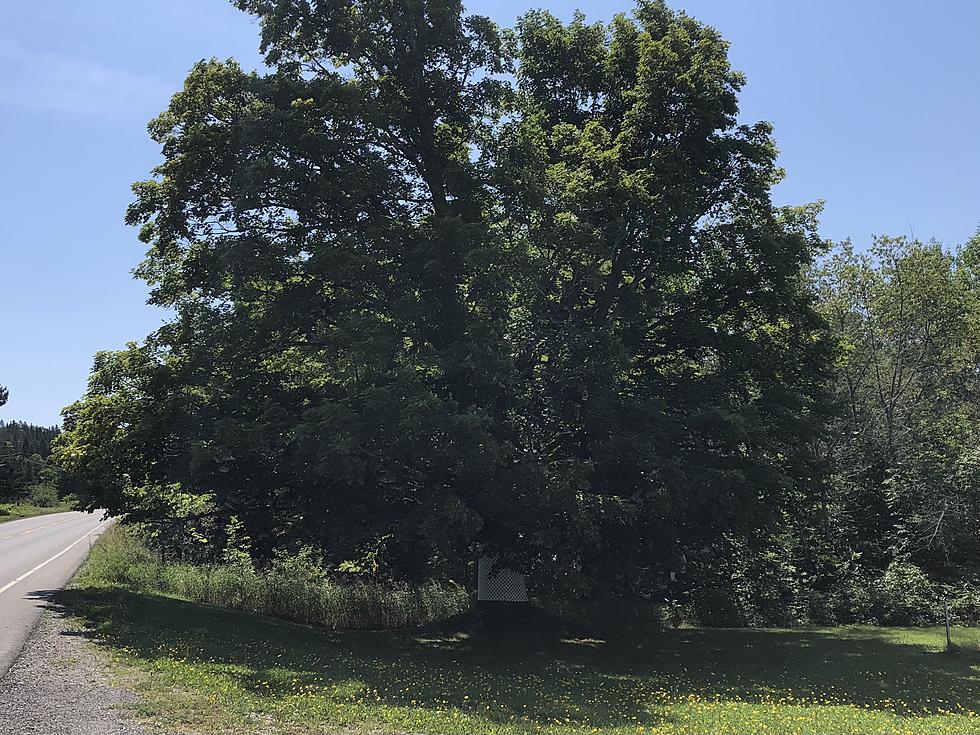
[0,607,150,735]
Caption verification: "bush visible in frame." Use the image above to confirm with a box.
[78,526,470,630]
[871,560,939,626]
[939,583,980,626]
[691,587,745,627]
[28,483,59,508]
[686,537,808,628]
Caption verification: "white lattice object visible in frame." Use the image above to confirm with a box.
[477,555,528,602]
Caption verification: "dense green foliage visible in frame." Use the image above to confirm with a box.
[53,0,980,626]
[56,0,829,603]
[671,235,980,627]
[820,237,980,579]
[0,420,62,506]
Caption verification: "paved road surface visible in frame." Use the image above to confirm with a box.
[0,511,109,676]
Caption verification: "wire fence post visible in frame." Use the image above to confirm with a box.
[945,599,952,653]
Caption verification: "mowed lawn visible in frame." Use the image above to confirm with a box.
[54,587,980,735]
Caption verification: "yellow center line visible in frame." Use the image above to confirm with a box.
[20,518,72,536]
[0,518,73,541]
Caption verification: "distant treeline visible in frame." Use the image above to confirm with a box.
[0,421,61,504]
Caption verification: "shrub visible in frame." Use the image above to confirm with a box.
[872,560,939,626]
[940,583,980,625]
[78,526,470,630]
[28,483,59,508]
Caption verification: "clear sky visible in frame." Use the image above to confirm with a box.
[1,0,978,426]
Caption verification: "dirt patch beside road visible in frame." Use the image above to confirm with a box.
[0,609,150,735]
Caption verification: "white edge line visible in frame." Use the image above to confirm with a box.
[0,518,111,597]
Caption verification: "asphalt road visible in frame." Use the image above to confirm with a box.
[0,511,109,677]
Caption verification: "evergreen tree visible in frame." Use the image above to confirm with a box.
[0,421,61,502]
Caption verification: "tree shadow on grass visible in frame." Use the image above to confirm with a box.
[42,587,980,731]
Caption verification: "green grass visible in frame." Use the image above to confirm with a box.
[0,501,72,523]
[60,533,980,735]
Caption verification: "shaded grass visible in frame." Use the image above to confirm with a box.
[0,502,72,523]
[56,582,980,734]
[56,529,980,734]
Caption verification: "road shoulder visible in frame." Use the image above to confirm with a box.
[0,608,149,735]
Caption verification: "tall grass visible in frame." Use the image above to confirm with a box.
[77,526,470,630]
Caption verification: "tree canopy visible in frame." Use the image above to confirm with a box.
[56,0,837,602]
[817,235,980,578]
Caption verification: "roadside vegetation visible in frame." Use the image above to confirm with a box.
[67,530,980,735]
[0,415,67,518]
[78,526,469,630]
[0,501,73,523]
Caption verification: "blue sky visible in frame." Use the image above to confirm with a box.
[1,0,978,426]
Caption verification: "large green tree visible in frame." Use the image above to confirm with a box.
[57,0,830,598]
